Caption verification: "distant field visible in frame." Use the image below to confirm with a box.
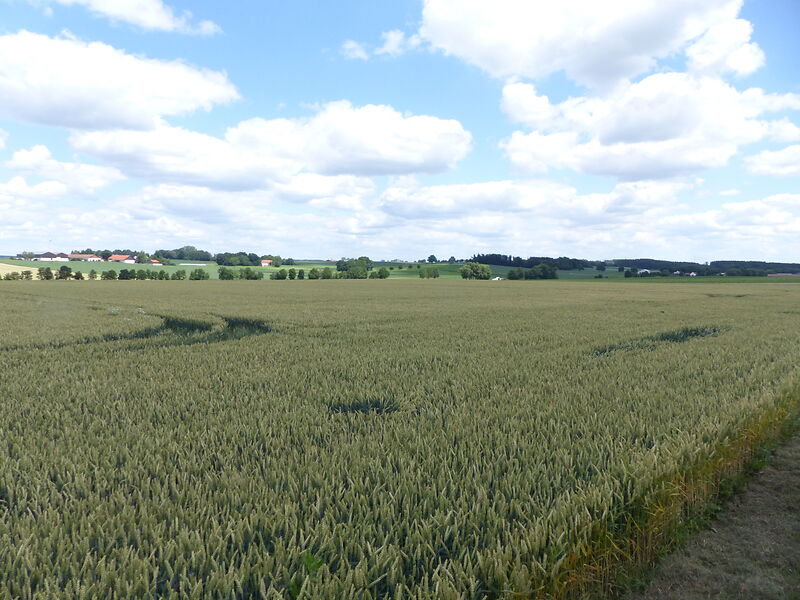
[3,259,796,283]
[1,281,799,598]
[0,262,36,277]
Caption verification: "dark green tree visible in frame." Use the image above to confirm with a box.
[218,267,237,280]
[189,268,209,280]
[459,262,492,280]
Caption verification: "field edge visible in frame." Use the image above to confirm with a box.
[543,375,800,600]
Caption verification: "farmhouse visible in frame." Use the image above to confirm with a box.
[149,259,162,265]
[108,254,136,264]
[29,252,70,262]
[68,253,102,262]
[261,259,273,267]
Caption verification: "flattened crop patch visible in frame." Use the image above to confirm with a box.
[0,314,273,352]
[328,397,401,415]
[593,326,721,357]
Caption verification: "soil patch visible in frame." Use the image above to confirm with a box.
[627,434,800,600]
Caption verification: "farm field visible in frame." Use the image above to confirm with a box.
[1,281,799,599]
[0,259,479,280]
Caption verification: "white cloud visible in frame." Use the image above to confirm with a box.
[70,121,296,189]
[43,0,220,35]
[766,119,800,143]
[420,0,743,87]
[686,19,764,77]
[341,40,369,60]
[6,145,125,193]
[380,178,575,217]
[368,180,800,261]
[0,176,67,199]
[745,145,800,176]
[375,30,422,57]
[274,174,375,211]
[380,178,689,223]
[71,101,472,187]
[3,172,799,261]
[342,30,422,60]
[0,31,238,130]
[501,74,800,179]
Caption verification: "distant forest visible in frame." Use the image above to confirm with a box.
[470,254,596,270]
[471,254,800,276]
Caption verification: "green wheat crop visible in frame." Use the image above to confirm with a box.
[0,280,798,599]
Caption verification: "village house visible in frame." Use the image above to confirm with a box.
[108,254,137,264]
[68,253,103,262]
[27,252,70,262]
[260,259,273,267]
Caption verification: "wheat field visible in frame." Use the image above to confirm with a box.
[1,280,798,599]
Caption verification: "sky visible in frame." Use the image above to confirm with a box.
[0,0,798,261]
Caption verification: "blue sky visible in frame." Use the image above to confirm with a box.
[0,0,798,261]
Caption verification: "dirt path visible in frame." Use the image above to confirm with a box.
[627,434,800,600]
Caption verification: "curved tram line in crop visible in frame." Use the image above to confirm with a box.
[0,313,273,352]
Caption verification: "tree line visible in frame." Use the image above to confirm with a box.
[470,254,594,270]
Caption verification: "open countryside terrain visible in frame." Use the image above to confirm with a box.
[1,280,799,599]
[0,259,511,280]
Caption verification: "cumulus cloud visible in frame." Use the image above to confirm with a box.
[380,178,576,217]
[274,174,375,211]
[420,0,744,87]
[0,176,68,199]
[71,101,472,188]
[70,122,296,190]
[501,74,800,179]
[380,178,689,223]
[745,145,800,176]
[369,179,800,260]
[341,30,421,60]
[42,0,220,34]
[6,145,125,193]
[0,31,239,130]
[375,30,422,57]
[341,40,369,60]
[686,19,764,76]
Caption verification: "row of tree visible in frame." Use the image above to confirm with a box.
[470,254,594,270]
[507,264,558,280]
